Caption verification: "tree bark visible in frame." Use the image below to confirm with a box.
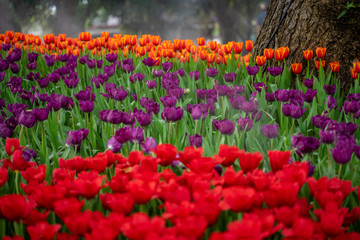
[254,0,360,92]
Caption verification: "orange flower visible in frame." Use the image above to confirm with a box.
[282,47,289,58]
[256,55,266,66]
[6,31,14,40]
[43,34,55,45]
[234,42,243,54]
[264,48,274,60]
[138,38,147,47]
[351,68,359,79]
[316,47,326,59]
[208,41,218,51]
[245,40,253,52]
[137,46,147,56]
[58,34,66,42]
[218,48,225,57]
[354,62,360,73]
[190,45,197,55]
[207,53,216,64]
[173,39,182,50]
[275,48,285,61]
[197,37,205,46]
[79,32,91,42]
[291,63,302,74]
[315,60,325,70]
[303,50,313,61]
[129,35,137,46]
[199,50,208,61]
[101,32,109,41]
[329,62,340,73]
[223,43,232,54]
[216,55,223,64]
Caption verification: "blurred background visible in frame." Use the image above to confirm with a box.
[0,0,269,43]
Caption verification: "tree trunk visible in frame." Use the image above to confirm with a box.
[254,0,360,92]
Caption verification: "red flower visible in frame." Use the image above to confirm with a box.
[268,150,291,172]
[59,156,85,172]
[1,236,24,240]
[315,201,348,237]
[0,194,34,221]
[186,157,215,174]
[351,68,359,79]
[154,144,177,166]
[23,209,50,226]
[276,162,308,187]
[5,138,20,156]
[224,214,265,239]
[256,55,266,66]
[316,47,326,58]
[330,61,340,73]
[303,49,313,61]
[21,164,46,183]
[245,40,253,52]
[275,48,285,61]
[128,178,157,204]
[0,167,8,187]
[354,62,360,73]
[291,63,302,74]
[27,222,61,240]
[52,168,76,184]
[221,186,257,212]
[275,205,300,227]
[70,170,105,199]
[11,150,31,171]
[315,59,326,70]
[197,37,205,46]
[217,144,243,167]
[264,48,274,60]
[64,210,92,237]
[264,182,300,208]
[282,217,316,239]
[178,146,203,165]
[84,153,108,173]
[239,151,263,173]
[32,184,66,210]
[122,213,165,240]
[108,173,131,193]
[234,42,243,54]
[175,215,207,239]
[53,197,84,220]
[100,193,134,215]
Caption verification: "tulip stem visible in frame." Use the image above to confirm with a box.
[168,123,172,143]
[19,125,24,145]
[270,139,274,151]
[327,147,331,173]
[228,135,231,146]
[338,164,342,178]
[216,131,221,152]
[41,122,46,164]
[15,171,20,194]
[25,128,30,147]
[194,121,198,134]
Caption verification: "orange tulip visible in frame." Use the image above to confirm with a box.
[234,42,243,54]
[58,34,66,42]
[6,31,14,40]
[315,60,325,70]
[101,32,109,42]
[79,32,91,41]
[264,48,274,60]
[216,55,223,64]
[0,34,4,41]
[199,50,208,61]
[173,39,182,50]
[208,41,218,51]
[351,68,359,79]
[354,62,360,73]
[316,47,326,59]
[245,40,253,52]
[197,37,205,46]
[138,38,147,47]
[190,45,197,55]
[274,48,285,61]
[303,50,313,61]
[34,36,42,46]
[256,55,266,66]
[129,35,137,46]
[138,46,147,56]
[218,48,225,57]
[207,53,216,64]
[282,47,289,58]
[43,34,55,45]
[329,62,340,73]
[223,44,232,54]
[291,63,302,74]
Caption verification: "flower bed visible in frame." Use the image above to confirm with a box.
[0,31,360,239]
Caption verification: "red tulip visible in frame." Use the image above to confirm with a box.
[53,197,84,220]
[70,170,105,199]
[264,182,300,208]
[128,178,157,204]
[234,42,243,53]
[178,146,203,165]
[0,194,34,221]
[315,59,326,70]
[275,48,285,61]
[268,150,291,172]
[256,55,266,66]
[23,209,50,226]
[245,40,253,52]
[64,210,92,236]
[291,63,302,74]
[351,68,359,79]
[264,48,274,60]
[239,151,263,173]
[27,222,61,240]
[154,144,177,167]
[330,61,340,73]
[100,193,134,215]
[217,144,243,167]
[353,62,360,73]
[21,164,46,184]
[32,184,66,210]
[316,47,326,58]
[122,213,165,240]
[186,156,215,174]
[303,49,313,61]
[0,167,9,187]
[197,37,205,46]
[5,138,20,156]
[316,201,348,237]
[222,186,257,212]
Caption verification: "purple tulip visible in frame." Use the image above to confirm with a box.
[275,89,290,102]
[153,69,163,78]
[78,55,89,65]
[115,127,132,144]
[140,97,160,114]
[327,96,337,110]
[33,108,49,122]
[65,128,89,146]
[213,119,235,135]
[135,111,152,127]
[17,110,38,128]
[146,80,157,89]
[319,129,335,144]
[268,66,283,77]
[142,57,156,67]
[27,52,38,62]
[104,64,115,77]
[246,65,259,76]
[324,85,336,96]
[63,73,79,89]
[74,87,96,101]
[122,63,135,73]
[44,54,55,67]
[304,89,317,103]
[79,100,95,113]
[10,63,19,73]
[229,95,245,110]
[190,71,200,81]
[107,136,122,153]
[214,85,231,97]
[223,72,236,82]
[86,59,96,69]
[161,107,184,122]
[105,53,118,63]
[260,124,279,139]
[238,116,253,131]
[1,43,11,51]
[233,85,245,95]
[141,137,157,154]
[9,49,22,62]
[105,110,124,124]
[240,100,258,114]
[307,161,315,177]
[160,95,177,108]
[303,78,313,88]
[291,133,320,154]
[129,73,145,83]
[331,147,353,165]
[266,92,276,102]
[0,123,13,139]
[162,62,173,72]
[344,101,360,114]
[189,134,202,148]
[206,68,219,78]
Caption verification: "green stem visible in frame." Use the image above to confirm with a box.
[25,128,30,148]
[216,131,221,152]
[15,171,20,194]
[194,120,198,134]
[168,123,172,144]
[270,139,274,151]
[338,164,342,178]
[41,122,45,164]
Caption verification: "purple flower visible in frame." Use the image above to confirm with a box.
[229,95,245,110]
[223,72,236,82]
[196,89,207,100]
[23,149,37,161]
[48,72,60,84]
[146,80,157,89]
[260,124,279,139]
[17,110,38,128]
[1,43,11,51]
[79,100,95,113]
[57,54,69,62]
[10,63,19,73]
[167,88,184,100]
[160,95,177,108]
[275,89,290,102]
[266,92,276,102]
[0,123,13,139]
[135,111,152,127]
[214,85,231,97]
[141,137,157,154]
[238,116,253,131]
[233,85,245,95]
[246,65,259,76]
[240,100,258,114]
[0,72,5,82]
[291,134,320,154]
[289,104,306,119]
[324,85,336,96]
[63,72,80,89]
[36,77,50,88]
[8,103,27,117]
[122,64,135,73]
[152,70,163,78]
[173,68,185,78]
[190,71,200,81]
[319,129,335,144]
[331,147,353,165]
[213,119,235,135]
[254,82,267,92]
[105,110,124,124]
[327,96,337,110]
[303,79,313,88]
[268,66,283,77]
[191,106,202,120]
[107,136,122,153]
[161,107,184,122]
[0,59,9,72]
[129,73,145,83]
[130,127,144,143]
[189,134,202,148]
[140,97,160,114]
[78,55,89,65]
[86,59,96,69]
[105,53,118,63]
[307,161,315,177]
[344,101,360,114]
[65,129,89,146]
[44,54,55,67]
[33,108,49,122]
[27,52,38,62]
[9,49,22,62]
[142,57,156,67]
[162,62,173,72]
[115,127,132,144]
[104,64,116,77]
[74,87,96,101]
[206,68,219,78]
[304,89,317,103]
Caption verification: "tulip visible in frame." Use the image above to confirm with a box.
[351,68,359,79]
[316,47,326,58]
[206,68,219,77]
[223,72,236,82]
[303,50,313,61]
[189,134,202,148]
[245,40,253,52]
[275,48,286,61]
[291,63,302,74]
[330,61,340,73]
[256,55,266,66]
[260,124,279,139]
[234,42,243,53]
[354,62,360,73]
[268,66,283,77]
[246,65,260,76]
[264,48,274,60]
[197,37,205,46]
[189,71,200,81]
[315,60,325,70]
